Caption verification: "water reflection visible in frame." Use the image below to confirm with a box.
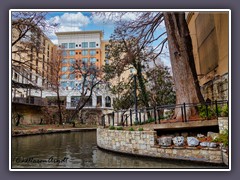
[12,131,226,169]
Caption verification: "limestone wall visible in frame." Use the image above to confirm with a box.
[97,128,224,164]
[218,117,228,134]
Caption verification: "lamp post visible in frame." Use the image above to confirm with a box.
[132,69,138,124]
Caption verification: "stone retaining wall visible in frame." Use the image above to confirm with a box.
[97,128,224,164]
[218,117,228,134]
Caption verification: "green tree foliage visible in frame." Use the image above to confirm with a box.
[146,64,176,106]
[103,27,154,111]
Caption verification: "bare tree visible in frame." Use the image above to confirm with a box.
[96,11,204,120]
[46,46,65,125]
[69,60,102,126]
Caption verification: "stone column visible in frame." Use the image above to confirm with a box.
[92,93,97,107]
[102,96,106,108]
[66,95,71,108]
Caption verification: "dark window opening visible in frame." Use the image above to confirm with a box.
[97,96,102,107]
[105,96,111,107]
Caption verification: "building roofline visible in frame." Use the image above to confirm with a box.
[55,30,103,37]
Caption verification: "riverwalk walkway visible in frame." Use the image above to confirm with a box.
[12,124,97,137]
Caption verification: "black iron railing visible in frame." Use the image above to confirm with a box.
[100,100,228,127]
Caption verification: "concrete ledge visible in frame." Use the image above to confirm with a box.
[153,120,218,130]
[222,151,229,166]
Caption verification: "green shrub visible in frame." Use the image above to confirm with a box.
[198,105,215,119]
[138,127,144,131]
[145,118,155,123]
[109,126,115,130]
[134,121,139,125]
[116,126,123,130]
[129,127,135,131]
[212,130,228,147]
[221,104,228,117]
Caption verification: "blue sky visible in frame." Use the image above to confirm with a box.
[44,11,170,67]
[45,11,116,43]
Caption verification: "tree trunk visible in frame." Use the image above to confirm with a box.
[56,87,63,125]
[135,61,151,119]
[163,12,204,120]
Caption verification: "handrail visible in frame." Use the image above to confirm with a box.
[101,100,228,127]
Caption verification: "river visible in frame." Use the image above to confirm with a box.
[11,131,227,169]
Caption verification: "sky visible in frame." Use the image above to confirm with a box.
[45,11,121,44]
[44,11,171,67]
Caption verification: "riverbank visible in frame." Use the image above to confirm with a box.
[12,124,97,137]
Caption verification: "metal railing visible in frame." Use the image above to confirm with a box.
[100,100,228,127]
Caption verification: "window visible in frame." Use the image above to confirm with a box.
[69,81,75,88]
[61,43,68,48]
[90,57,96,63]
[81,66,87,72]
[76,44,78,47]
[105,52,110,58]
[62,51,67,57]
[69,43,75,48]
[82,50,88,56]
[69,59,75,64]
[105,59,109,65]
[61,81,67,88]
[61,74,68,79]
[62,59,68,64]
[69,50,75,56]
[61,66,68,72]
[82,42,88,48]
[105,96,111,107]
[76,83,82,90]
[90,50,96,56]
[90,74,95,80]
[89,42,96,48]
[82,58,88,63]
[105,44,110,50]
[82,96,92,107]
[97,96,102,107]
[71,96,80,107]
[69,66,75,72]
[76,52,78,55]
[14,72,18,80]
[130,67,134,74]
[69,74,75,80]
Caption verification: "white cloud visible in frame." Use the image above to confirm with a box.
[48,12,90,32]
[45,12,90,44]
[91,12,139,25]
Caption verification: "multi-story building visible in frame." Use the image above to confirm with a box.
[186,12,229,101]
[12,23,55,101]
[54,30,114,111]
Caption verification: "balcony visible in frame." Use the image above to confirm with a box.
[12,96,46,106]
